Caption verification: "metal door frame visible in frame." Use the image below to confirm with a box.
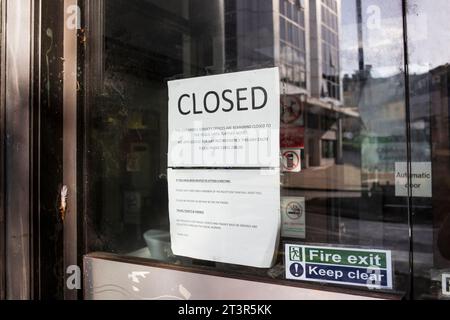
[0,0,80,300]
[0,0,6,301]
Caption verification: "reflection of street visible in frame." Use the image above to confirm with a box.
[302,209,433,276]
[282,162,363,193]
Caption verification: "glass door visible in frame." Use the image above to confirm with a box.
[78,0,415,299]
[406,0,450,300]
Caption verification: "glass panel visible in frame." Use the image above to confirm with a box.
[82,0,411,296]
[407,0,450,300]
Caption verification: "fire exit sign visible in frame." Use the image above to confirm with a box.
[285,244,393,290]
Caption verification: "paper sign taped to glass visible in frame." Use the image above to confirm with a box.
[167,68,281,268]
[168,168,281,268]
[168,68,280,168]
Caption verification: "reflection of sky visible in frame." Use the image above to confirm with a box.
[340,0,450,77]
[407,0,450,73]
[341,0,404,78]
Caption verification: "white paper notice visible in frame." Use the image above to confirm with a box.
[168,68,280,168]
[168,168,281,268]
[395,162,432,198]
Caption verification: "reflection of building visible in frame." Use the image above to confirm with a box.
[414,65,450,267]
[278,0,308,91]
[225,0,352,169]
[344,68,407,184]
[309,0,342,101]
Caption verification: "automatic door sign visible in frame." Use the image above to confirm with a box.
[443,273,450,296]
[395,162,432,198]
[281,197,306,239]
[282,149,302,173]
[285,244,393,289]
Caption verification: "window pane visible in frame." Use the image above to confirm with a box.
[82,0,411,297]
[280,0,285,15]
[407,0,450,300]
[280,18,286,41]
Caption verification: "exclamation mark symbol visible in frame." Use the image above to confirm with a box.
[289,263,303,278]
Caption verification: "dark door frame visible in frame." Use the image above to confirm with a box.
[1,0,71,300]
[33,0,71,300]
[0,0,6,301]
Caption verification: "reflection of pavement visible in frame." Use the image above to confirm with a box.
[282,163,363,194]
[128,215,435,279]
[305,210,434,278]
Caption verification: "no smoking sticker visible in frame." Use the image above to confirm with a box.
[281,197,306,239]
[282,149,302,173]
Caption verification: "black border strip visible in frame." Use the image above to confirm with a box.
[401,0,414,300]
[0,0,6,301]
